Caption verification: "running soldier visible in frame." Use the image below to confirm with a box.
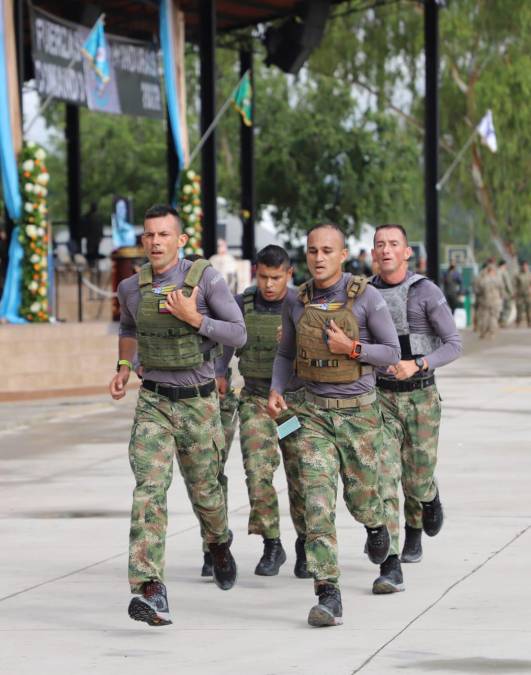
[370,224,462,594]
[268,223,400,627]
[215,245,311,579]
[109,204,246,626]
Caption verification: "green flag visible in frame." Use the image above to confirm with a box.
[232,71,252,127]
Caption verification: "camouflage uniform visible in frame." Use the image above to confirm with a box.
[296,398,386,586]
[476,272,503,338]
[128,388,228,592]
[238,387,306,539]
[377,386,441,555]
[515,269,531,327]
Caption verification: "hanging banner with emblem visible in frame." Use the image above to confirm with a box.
[30,6,162,119]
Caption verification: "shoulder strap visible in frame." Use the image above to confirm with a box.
[346,274,368,299]
[298,280,312,305]
[138,263,152,287]
[242,286,257,315]
[184,259,211,289]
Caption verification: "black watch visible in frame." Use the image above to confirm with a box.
[414,357,425,372]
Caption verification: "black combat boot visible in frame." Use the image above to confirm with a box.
[294,536,312,579]
[422,489,444,536]
[255,537,287,576]
[401,524,423,563]
[209,541,237,590]
[308,584,343,627]
[201,530,233,577]
[128,580,172,626]
[372,555,405,594]
[365,525,391,565]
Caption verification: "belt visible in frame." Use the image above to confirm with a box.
[305,389,376,410]
[143,379,216,401]
[284,388,306,404]
[376,375,435,393]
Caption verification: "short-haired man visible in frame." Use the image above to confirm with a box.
[268,223,400,627]
[109,204,246,626]
[370,224,462,594]
[215,245,310,578]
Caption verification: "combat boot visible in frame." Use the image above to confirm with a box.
[401,524,423,563]
[128,580,172,626]
[201,530,233,577]
[255,537,287,576]
[209,540,237,590]
[294,536,312,578]
[308,583,343,627]
[365,525,390,565]
[372,555,405,594]
[422,489,444,536]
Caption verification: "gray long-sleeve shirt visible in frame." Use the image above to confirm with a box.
[216,287,303,394]
[271,273,401,398]
[371,271,462,372]
[118,259,246,386]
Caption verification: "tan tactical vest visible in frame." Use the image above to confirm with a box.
[296,275,372,383]
[137,259,220,371]
[236,287,281,380]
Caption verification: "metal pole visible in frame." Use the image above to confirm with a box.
[240,50,255,261]
[66,104,82,253]
[199,0,217,258]
[167,107,179,203]
[77,269,83,323]
[424,0,440,284]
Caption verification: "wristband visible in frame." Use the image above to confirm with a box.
[349,341,362,359]
[117,359,133,371]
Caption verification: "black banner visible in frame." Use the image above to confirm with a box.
[30,7,162,119]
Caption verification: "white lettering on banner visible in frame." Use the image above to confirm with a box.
[111,44,158,77]
[141,82,162,111]
[34,61,86,103]
[34,17,81,63]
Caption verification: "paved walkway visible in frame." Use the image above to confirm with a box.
[1,328,530,675]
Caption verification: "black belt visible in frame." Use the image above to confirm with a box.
[376,375,435,393]
[143,379,216,401]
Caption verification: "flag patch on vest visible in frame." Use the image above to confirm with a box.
[307,302,344,311]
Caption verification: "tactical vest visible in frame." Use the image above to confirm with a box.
[236,287,281,380]
[137,259,220,371]
[295,275,373,383]
[372,274,441,360]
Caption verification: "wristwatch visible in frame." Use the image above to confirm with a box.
[414,357,426,372]
[116,359,133,372]
[349,341,362,359]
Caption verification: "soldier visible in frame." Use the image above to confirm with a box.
[497,260,514,327]
[476,262,503,339]
[109,204,246,626]
[370,224,462,594]
[515,260,530,327]
[214,245,310,579]
[268,223,400,627]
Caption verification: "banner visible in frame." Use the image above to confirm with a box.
[30,6,162,119]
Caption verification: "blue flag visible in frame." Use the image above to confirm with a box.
[81,18,110,89]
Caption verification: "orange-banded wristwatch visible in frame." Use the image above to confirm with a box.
[349,341,362,359]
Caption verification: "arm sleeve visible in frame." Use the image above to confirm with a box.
[118,281,137,339]
[215,345,235,377]
[424,286,462,369]
[271,299,297,394]
[360,289,401,366]
[198,268,247,348]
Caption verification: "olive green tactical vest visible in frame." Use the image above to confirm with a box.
[296,275,372,383]
[137,259,219,371]
[236,287,281,380]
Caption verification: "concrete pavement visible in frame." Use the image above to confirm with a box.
[0,328,530,675]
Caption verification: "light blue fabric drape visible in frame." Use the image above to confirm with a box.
[0,227,26,323]
[159,0,186,186]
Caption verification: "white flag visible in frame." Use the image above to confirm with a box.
[476,110,497,153]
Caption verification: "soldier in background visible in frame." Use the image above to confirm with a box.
[497,260,513,327]
[515,260,530,328]
[476,262,503,339]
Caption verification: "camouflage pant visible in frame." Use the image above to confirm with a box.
[128,387,228,592]
[297,398,385,588]
[377,386,440,556]
[516,297,530,326]
[238,387,306,539]
[477,303,501,338]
